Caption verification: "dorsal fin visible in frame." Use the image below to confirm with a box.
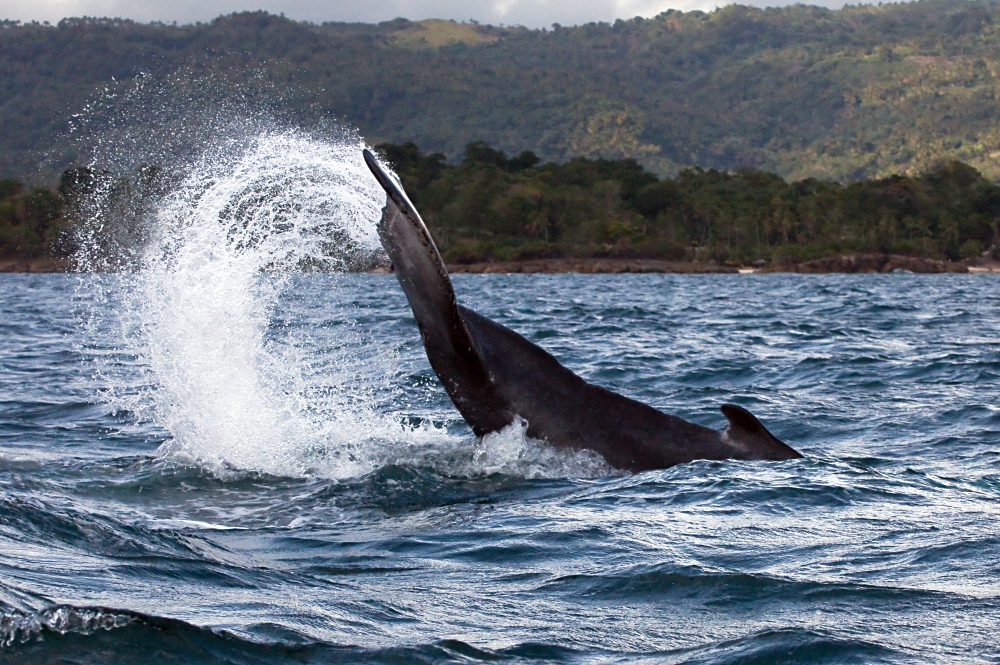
[720,404,802,460]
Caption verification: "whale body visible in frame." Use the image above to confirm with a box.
[363,149,802,472]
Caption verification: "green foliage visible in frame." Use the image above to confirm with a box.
[0,164,176,263]
[9,3,1000,181]
[0,180,23,199]
[0,181,67,258]
[960,238,987,258]
[4,144,999,266]
[378,141,1000,264]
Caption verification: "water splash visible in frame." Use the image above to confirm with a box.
[76,128,613,480]
[357,418,618,480]
[1,606,135,647]
[129,131,391,476]
[459,418,615,479]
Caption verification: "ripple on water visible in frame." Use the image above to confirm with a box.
[2,264,1000,662]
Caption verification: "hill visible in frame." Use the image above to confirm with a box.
[3,1,1000,181]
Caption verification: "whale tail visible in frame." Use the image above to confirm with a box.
[720,404,802,460]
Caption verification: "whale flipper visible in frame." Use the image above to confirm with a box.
[363,148,802,472]
[364,149,513,434]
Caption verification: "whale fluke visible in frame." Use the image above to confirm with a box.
[363,148,802,472]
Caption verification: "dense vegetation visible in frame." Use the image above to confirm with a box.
[5,142,997,266]
[0,178,68,259]
[379,142,1000,264]
[6,1,1000,181]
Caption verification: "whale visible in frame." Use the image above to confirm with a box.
[363,149,802,472]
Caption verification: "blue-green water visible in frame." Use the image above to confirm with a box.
[2,272,999,664]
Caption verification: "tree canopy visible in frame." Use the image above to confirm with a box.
[379,141,999,264]
[5,143,996,266]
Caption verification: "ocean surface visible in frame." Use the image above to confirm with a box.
[2,270,999,664]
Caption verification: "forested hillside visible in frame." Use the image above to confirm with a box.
[4,0,1000,182]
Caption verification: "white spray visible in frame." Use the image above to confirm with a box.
[80,129,614,479]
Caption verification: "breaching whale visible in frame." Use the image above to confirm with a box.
[363,149,802,472]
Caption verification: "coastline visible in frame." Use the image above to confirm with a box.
[4,254,998,275]
[444,254,997,275]
[0,257,72,273]
[444,258,740,274]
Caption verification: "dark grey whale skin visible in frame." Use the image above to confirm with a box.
[363,149,802,472]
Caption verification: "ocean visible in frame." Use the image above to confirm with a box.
[2,270,999,664]
[2,131,999,663]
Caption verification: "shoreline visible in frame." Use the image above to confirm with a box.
[444,254,997,275]
[0,257,72,273]
[4,254,998,275]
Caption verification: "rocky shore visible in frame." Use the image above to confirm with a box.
[446,254,996,275]
[3,254,998,275]
[445,258,740,274]
[0,257,71,273]
[760,253,974,274]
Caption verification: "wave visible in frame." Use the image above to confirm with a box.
[0,605,903,664]
[534,562,971,608]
